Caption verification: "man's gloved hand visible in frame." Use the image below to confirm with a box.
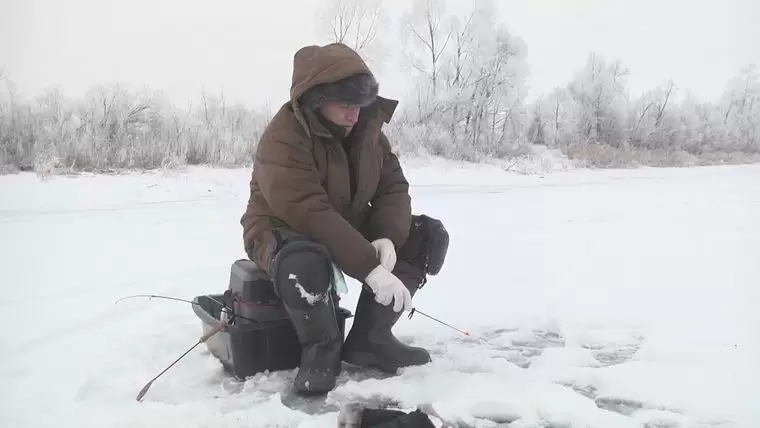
[370,238,396,271]
[364,265,412,312]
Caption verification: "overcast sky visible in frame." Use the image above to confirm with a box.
[1,0,758,110]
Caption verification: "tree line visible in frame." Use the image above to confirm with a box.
[367,0,759,167]
[1,0,758,176]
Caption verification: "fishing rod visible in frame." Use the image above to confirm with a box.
[115,292,256,402]
[115,293,260,324]
[117,293,477,402]
[116,294,200,306]
[118,294,477,338]
[408,307,478,339]
[136,320,225,402]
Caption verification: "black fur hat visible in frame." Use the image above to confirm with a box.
[300,73,378,110]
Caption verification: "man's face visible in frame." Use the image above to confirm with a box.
[319,101,361,134]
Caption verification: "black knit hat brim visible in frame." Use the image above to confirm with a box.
[299,73,378,109]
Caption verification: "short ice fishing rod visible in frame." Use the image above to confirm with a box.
[408,307,476,338]
[115,293,244,402]
[136,321,225,402]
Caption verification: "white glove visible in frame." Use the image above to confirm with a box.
[364,265,412,312]
[370,238,397,271]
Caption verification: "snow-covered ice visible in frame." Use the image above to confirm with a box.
[1,161,758,427]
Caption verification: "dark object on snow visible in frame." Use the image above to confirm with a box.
[192,259,352,380]
[338,404,436,428]
[360,408,436,428]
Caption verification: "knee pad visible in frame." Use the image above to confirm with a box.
[398,214,450,276]
[272,238,333,310]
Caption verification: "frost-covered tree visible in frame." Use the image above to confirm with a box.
[4,6,760,174]
[401,0,453,106]
[527,106,546,146]
[468,25,529,153]
[567,53,630,147]
[629,81,678,149]
[316,0,390,70]
[672,92,725,154]
[721,64,760,152]
[400,0,530,160]
[532,87,579,149]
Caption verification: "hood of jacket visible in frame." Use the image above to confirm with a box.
[288,43,383,136]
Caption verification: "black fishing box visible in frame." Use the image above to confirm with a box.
[192,259,352,380]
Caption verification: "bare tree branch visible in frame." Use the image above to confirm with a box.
[655,81,674,127]
[317,0,388,68]
[403,0,453,94]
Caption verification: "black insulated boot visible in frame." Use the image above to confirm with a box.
[342,260,431,373]
[273,240,343,395]
[284,300,343,394]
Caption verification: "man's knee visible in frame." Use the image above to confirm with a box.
[271,230,334,310]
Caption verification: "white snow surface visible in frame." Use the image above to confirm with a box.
[1,160,758,427]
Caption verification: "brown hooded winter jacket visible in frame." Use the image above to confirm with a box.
[240,43,411,282]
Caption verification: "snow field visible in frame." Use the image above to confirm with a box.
[0,161,758,427]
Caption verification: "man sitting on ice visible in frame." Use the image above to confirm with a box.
[240,42,448,395]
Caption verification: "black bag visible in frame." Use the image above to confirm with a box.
[338,407,437,428]
[397,214,450,281]
[362,408,436,428]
